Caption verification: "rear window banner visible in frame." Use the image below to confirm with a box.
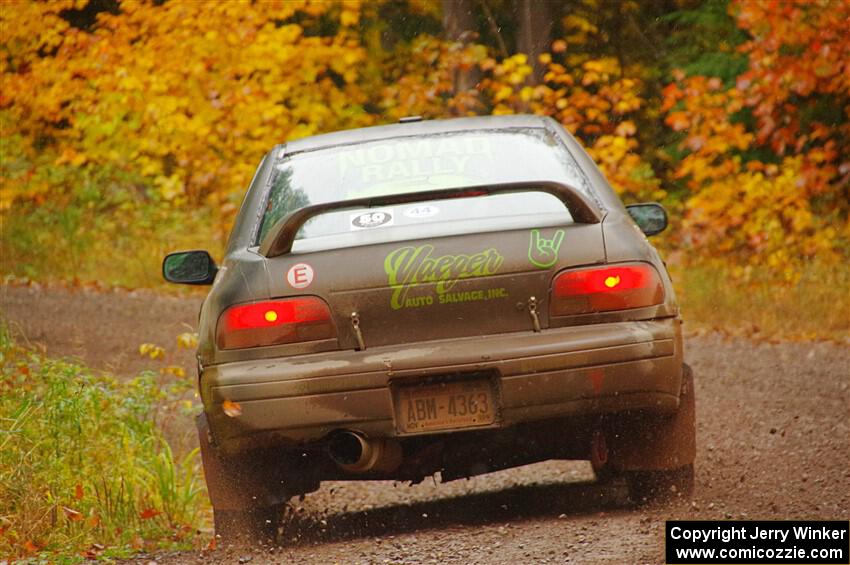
[338,136,493,198]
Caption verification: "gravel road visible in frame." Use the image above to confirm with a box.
[2,283,848,564]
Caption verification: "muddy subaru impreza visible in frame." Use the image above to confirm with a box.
[163,115,695,539]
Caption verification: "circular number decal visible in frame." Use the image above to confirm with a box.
[351,211,392,229]
[286,263,314,289]
[404,205,439,219]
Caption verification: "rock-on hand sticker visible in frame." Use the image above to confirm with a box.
[528,229,565,269]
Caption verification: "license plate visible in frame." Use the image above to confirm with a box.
[393,377,497,434]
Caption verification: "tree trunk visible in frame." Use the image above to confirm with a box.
[514,0,552,84]
[442,0,480,93]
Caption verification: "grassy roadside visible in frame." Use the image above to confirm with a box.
[0,325,210,562]
[670,259,850,343]
[0,205,225,290]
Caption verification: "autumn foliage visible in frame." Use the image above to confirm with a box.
[1,1,849,558]
[1,0,848,280]
[1,0,369,212]
[662,0,850,274]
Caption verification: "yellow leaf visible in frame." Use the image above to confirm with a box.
[161,366,186,378]
[176,332,199,349]
[138,343,165,360]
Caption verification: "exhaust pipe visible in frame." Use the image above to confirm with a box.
[329,431,402,474]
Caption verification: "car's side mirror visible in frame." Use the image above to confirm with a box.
[162,250,218,285]
[626,203,668,236]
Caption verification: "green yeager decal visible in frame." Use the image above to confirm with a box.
[528,228,565,269]
[384,244,504,310]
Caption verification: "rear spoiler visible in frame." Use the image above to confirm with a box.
[259,181,603,258]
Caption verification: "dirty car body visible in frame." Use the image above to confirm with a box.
[163,115,695,538]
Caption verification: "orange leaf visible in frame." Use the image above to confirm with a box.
[222,399,242,417]
[207,537,217,550]
[23,540,39,554]
[82,543,106,559]
[139,508,161,520]
[614,121,636,137]
[63,506,84,522]
[666,111,690,132]
[74,483,84,500]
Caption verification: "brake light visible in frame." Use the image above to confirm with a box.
[217,297,334,350]
[551,263,664,316]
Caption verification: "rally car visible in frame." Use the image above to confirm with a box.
[163,115,695,540]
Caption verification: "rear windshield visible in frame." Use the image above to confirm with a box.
[257,128,595,251]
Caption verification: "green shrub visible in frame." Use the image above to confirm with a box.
[0,325,209,561]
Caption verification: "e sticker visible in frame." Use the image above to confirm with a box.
[287,263,314,289]
[351,209,393,230]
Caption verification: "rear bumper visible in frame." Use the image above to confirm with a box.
[202,318,683,453]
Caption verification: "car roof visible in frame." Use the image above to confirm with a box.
[282,114,556,155]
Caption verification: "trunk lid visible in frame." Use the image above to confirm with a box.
[264,222,605,349]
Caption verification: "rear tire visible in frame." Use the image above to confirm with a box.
[590,429,617,484]
[609,362,697,502]
[197,414,295,544]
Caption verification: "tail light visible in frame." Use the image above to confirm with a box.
[217,297,334,350]
[551,263,664,316]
